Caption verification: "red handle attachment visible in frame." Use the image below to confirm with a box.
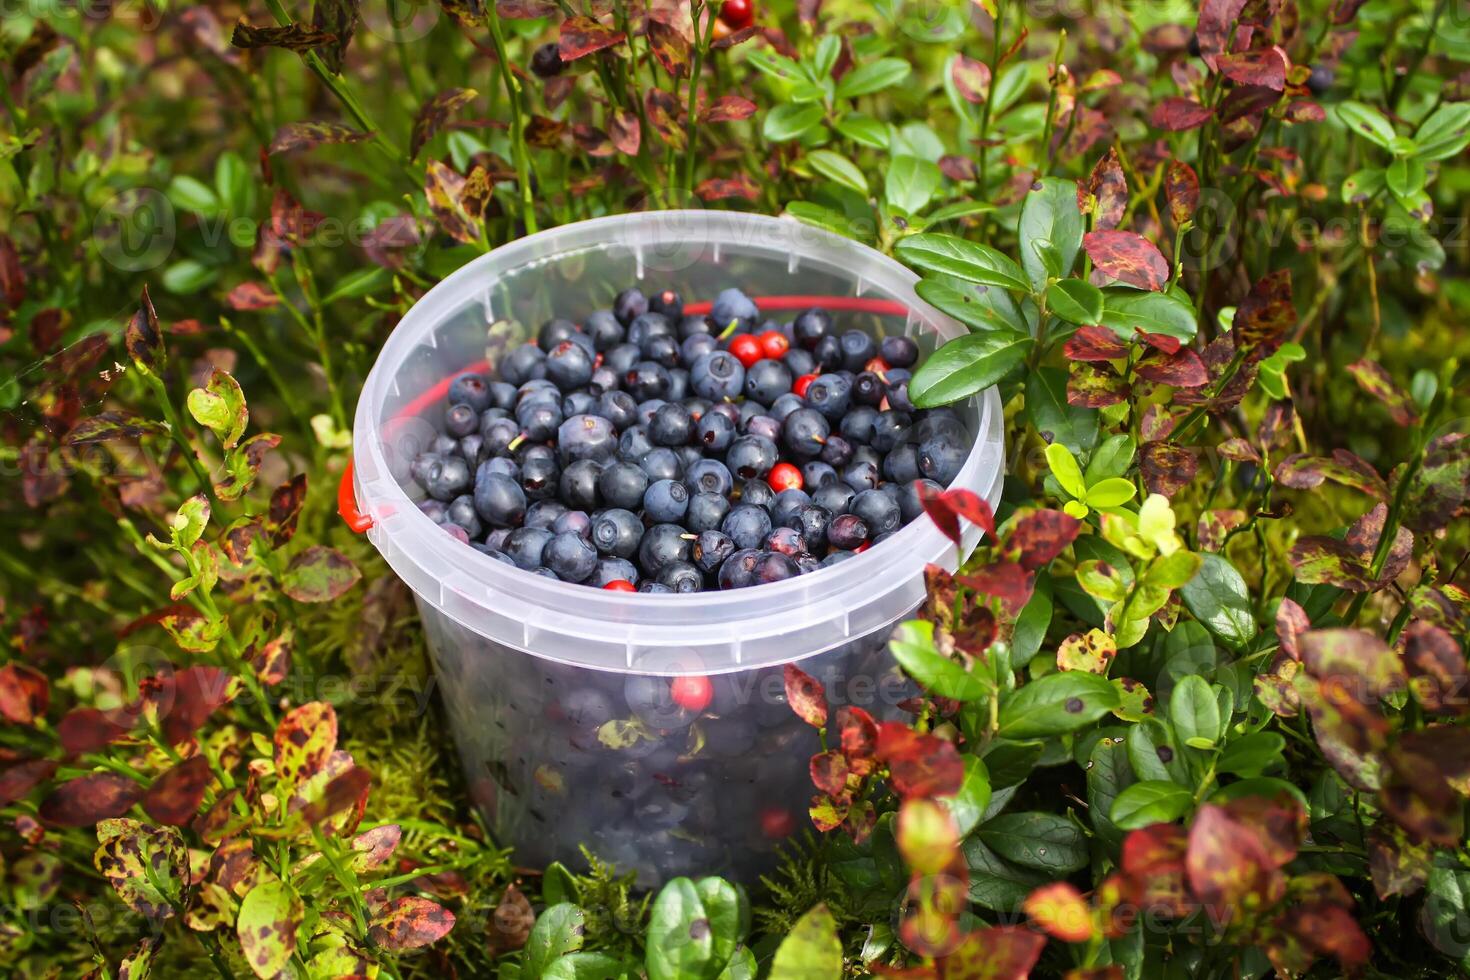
[339,294,912,533]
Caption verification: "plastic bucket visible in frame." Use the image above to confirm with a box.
[343,211,1004,886]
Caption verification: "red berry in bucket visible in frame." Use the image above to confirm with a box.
[758,330,789,359]
[728,334,762,368]
[760,806,795,838]
[793,373,818,398]
[603,580,636,592]
[669,675,713,712]
[767,462,803,493]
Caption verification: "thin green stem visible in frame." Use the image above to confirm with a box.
[485,7,539,235]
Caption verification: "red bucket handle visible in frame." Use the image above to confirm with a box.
[338,294,912,532]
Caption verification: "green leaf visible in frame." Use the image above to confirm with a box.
[525,904,587,980]
[764,103,825,142]
[1084,476,1136,509]
[166,174,221,217]
[1099,289,1198,340]
[944,756,993,836]
[914,276,1027,333]
[924,200,997,225]
[998,672,1121,738]
[1087,735,1135,849]
[187,369,248,449]
[1110,780,1193,830]
[214,151,254,215]
[835,58,912,99]
[806,149,868,195]
[1144,550,1202,590]
[543,953,627,980]
[646,879,714,980]
[1337,101,1397,149]
[1341,168,1386,203]
[963,838,1048,911]
[162,259,218,295]
[885,155,942,216]
[717,947,758,980]
[1026,367,1098,457]
[695,877,746,978]
[769,904,842,980]
[1386,157,1427,198]
[323,266,390,305]
[1217,731,1286,777]
[909,332,1030,408]
[811,35,841,78]
[1168,675,1220,748]
[784,202,866,241]
[889,620,990,701]
[895,234,1031,292]
[1045,442,1087,498]
[978,811,1089,872]
[745,50,806,86]
[834,114,889,149]
[1011,576,1054,667]
[1126,721,1186,785]
[1179,553,1257,648]
[1085,434,1134,482]
[1045,279,1104,325]
[281,545,362,603]
[238,878,302,980]
[1410,102,1470,160]
[1018,176,1084,290]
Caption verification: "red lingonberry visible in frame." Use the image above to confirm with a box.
[669,675,713,712]
[793,373,819,398]
[603,580,636,592]
[760,806,796,838]
[768,462,803,492]
[729,334,763,368]
[864,357,891,375]
[758,330,790,359]
[719,0,754,30]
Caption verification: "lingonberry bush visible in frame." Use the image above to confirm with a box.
[1,0,1468,977]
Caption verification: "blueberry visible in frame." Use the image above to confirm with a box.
[657,561,704,593]
[639,581,675,594]
[649,403,693,446]
[681,333,718,365]
[727,435,778,480]
[793,307,832,349]
[771,488,812,529]
[639,447,683,483]
[812,483,854,516]
[500,345,547,385]
[649,288,683,320]
[709,401,741,425]
[430,434,458,457]
[692,530,736,573]
[666,368,689,401]
[722,504,773,551]
[696,412,736,453]
[880,335,919,368]
[820,550,856,568]
[448,373,493,412]
[411,452,444,486]
[458,435,485,465]
[419,499,448,523]
[562,687,615,731]
[782,408,830,459]
[644,479,690,523]
[918,435,967,485]
[686,492,731,533]
[883,443,921,484]
[643,333,680,368]
[737,479,776,510]
[425,455,472,501]
[802,461,839,491]
[805,374,851,421]
[842,460,880,493]
[479,416,519,455]
[524,499,568,529]
[625,361,672,401]
[552,509,592,539]
[520,449,560,500]
[589,557,639,587]
[812,334,843,371]
[690,351,746,401]
[639,523,692,576]
[755,551,801,583]
[871,410,912,453]
[539,317,578,349]
[914,409,967,445]
[628,312,674,348]
[585,310,624,350]
[597,461,649,510]
[442,523,471,544]
[765,527,805,556]
[472,472,526,526]
[853,371,886,406]
[796,504,832,548]
[592,508,643,558]
[819,434,854,468]
[544,531,598,582]
[840,406,879,445]
[828,513,869,549]
[839,329,877,371]
[899,479,940,522]
[598,390,639,431]
[717,549,762,589]
[560,459,603,511]
[588,366,619,395]
[1307,64,1334,96]
[504,527,554,570]
[685,458,733,497]
[618,425,655,460]
[480,547,518,567]
[446,495,482,537]
[852,489,902,537]
[744,359,793,404]
[557,414,617,466]
[675,446,703,472]
[605,343,641,374]
[709,287,759,333]
[784,348,816,376]
[517,400,563,442]
[488,381,518,410]
[743,417,779,446]
[613,287,648,326]
[737,401,768,428]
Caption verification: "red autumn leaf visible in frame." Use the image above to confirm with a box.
[1121,822,1187,877]
[226,281,278,311]
[835,705,879,761]
[609,110,641,156]
[0,758,57,807]
[289,764,372,828]
[809,750,850,797]
[1279,900,1373,972]
[1079,147,1127,230]
[0,663,49,724]
[39,772,142,826]
[940,488,996,539]
[1218,47,1288,91]
[874,722,964,799]
[1283,100,1327,124]
[1064,325,1129,361]
[571,124,614,158]
[956,561,1035,611]
[1165,159,1200,225]
[368,896,456,950]
[646,18,690,78]
[1196,0,1246,68]
[939,155,976,182]
[350,824,402,871]
[784,663,828,727]
[1276,598,1311,662]
[1345,358,1418,426]
[1186,803,1283,909]
[58,707,133,755]
[558,15,625,61]
[941,926,1046,979]
[1023,881,1096,943]
[1232,270,1294,352]
[410,88,479,160]
[161,665,235,744]
[1005,510,1082,571]
[1151,97,1215,131]
[644,89,685,148]
[1136,348,1209,387]
[143,754,214,826]
[1135,330,1182,354]
[711,25,759,50]
[1403,621,1468,715]
[1068,362,1129,408]
[1140,441,1199,497]
[951,54,991,104]
[267,120,370,156]
[916,481,960,546]
[695,175,761,202]
[702,95,757,123]
[1084,230,1169,291]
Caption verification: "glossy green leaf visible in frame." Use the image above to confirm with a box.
[807,150,868,195]
[909,332,1030,408]
[1337,101,1397,149]
[525,904,587,980]
[944,755,993,836]
[769,904,842,980]
[914,276,1027,333]
[1018,177,1084,290]
[1099,289,1198,340]
[895,234,1030,292]
[1179,553,1257,648]
[764,103,825,142]
[998,672,1120,738]
[835,58,912,99]
[1110,780,1193,830]
[1168,675,1220,748]
[889,620,989,701]
[834,114,889,149]
[1045,279,1105,325]
[1026,367,1098,456]
[885,155,942,215]
[978,811,1089,872]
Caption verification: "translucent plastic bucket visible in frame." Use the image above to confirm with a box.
[343,211,1004,886]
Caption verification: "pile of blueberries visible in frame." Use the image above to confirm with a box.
[409,285,971,591]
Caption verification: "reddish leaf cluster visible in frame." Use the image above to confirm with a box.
[1063,326,1208,411]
